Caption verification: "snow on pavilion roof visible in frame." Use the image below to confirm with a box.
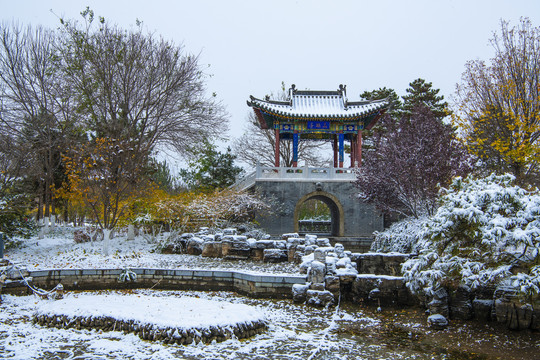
[247,85,389,128]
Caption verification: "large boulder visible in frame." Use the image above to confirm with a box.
[292,284,309,303]
[428,288,449,318]
[472,299,494,321]
[201,242,222,258]
[263,249,288,263]
[186,237,204,255]
[449,285,473,320]
[493,286,539,330]
[427,314,449,330]
[352,275,411,306]
[307,261,326,284]
[306,290,334,307]
[221,235,251,260]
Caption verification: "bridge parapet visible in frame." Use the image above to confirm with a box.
[255,165,356,182]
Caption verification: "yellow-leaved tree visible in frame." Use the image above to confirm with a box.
[62,138,153,254]
[454,17,540,186]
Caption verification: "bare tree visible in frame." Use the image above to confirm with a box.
[0,23,75,220]
[356,106,470,218]
[58,9,228,156]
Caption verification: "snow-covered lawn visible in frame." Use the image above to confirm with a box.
[35,292,265,330]
[4,226,299,275]
[1,290,383,360]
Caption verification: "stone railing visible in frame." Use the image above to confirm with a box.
[255,165,356,182]
[3,268,306,299]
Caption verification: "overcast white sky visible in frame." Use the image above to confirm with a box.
[2,0,540,148]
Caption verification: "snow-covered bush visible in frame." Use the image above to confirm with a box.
[403,174,540,300]
[371,216,429,253]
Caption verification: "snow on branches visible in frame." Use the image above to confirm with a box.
[402,174,540,299]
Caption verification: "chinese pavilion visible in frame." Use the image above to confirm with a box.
[247,84,388,168]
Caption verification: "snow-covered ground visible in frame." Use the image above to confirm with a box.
[4,226,298,275]
[2,225,539,359]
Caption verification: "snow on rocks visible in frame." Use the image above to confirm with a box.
[427,314,448,330]
[33,293,267,344]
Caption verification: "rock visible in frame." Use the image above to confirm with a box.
[310,283,325,291]
[449,285,473,320]
[306,290,334,307]
[308,261,326,284]
[325,276,340,295]
[223,228,237,236]
[313,248,326,262]
[472,299,493,321]
[250,248,264,261]
[287,245,297,262]
[274,240,287,250]
[255,240,275,249]
[428,299,449,318]
[246,238,257,249]
[263,249,288,263]
[305,234,317,246]
[352,275,409,306]
[292,284,309,302]
[492,285,535,330]
[287,237,303,247]
[282,233,299,240]
[186,237,204,255]
[368,288,381,300]
[334,243,345,258]
[201,242,222,258]
[316,238,331,247]
[221,236,251,260]
[304,245,316,255]
[427,314,449,330]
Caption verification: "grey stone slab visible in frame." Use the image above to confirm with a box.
[28,270,50,278]
[60,269,78,276]
[283,276,307,284]
[81,269,99,276]
[174,269,194,277]
[193,270,213,278]
[212,271,233,278]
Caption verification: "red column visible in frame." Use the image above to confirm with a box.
[275,129,280,167]
[333,135,338,168]
[350,136,356,168]
[356,130,363,167]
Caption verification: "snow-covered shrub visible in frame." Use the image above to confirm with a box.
[403,174,540,300]
[371,216,429,253]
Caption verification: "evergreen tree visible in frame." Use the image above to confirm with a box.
[180,142,244,191]
[401,78,449,119]
[360,87,402,117]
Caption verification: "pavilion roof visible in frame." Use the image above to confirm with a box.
[247,85,388,126]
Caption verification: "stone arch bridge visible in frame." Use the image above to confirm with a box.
[236,165,383,252]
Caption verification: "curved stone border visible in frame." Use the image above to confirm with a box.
[33,313,267,344]
[3,268,307,299]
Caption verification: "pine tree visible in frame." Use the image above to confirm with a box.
[402,78,449,119]
[360,87,402,117]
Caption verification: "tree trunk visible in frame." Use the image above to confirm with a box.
[103,228,111,256]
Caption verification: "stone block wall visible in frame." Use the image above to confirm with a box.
[2,268,306,299]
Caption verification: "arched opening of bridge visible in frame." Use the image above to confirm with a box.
[294,192,344,237]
